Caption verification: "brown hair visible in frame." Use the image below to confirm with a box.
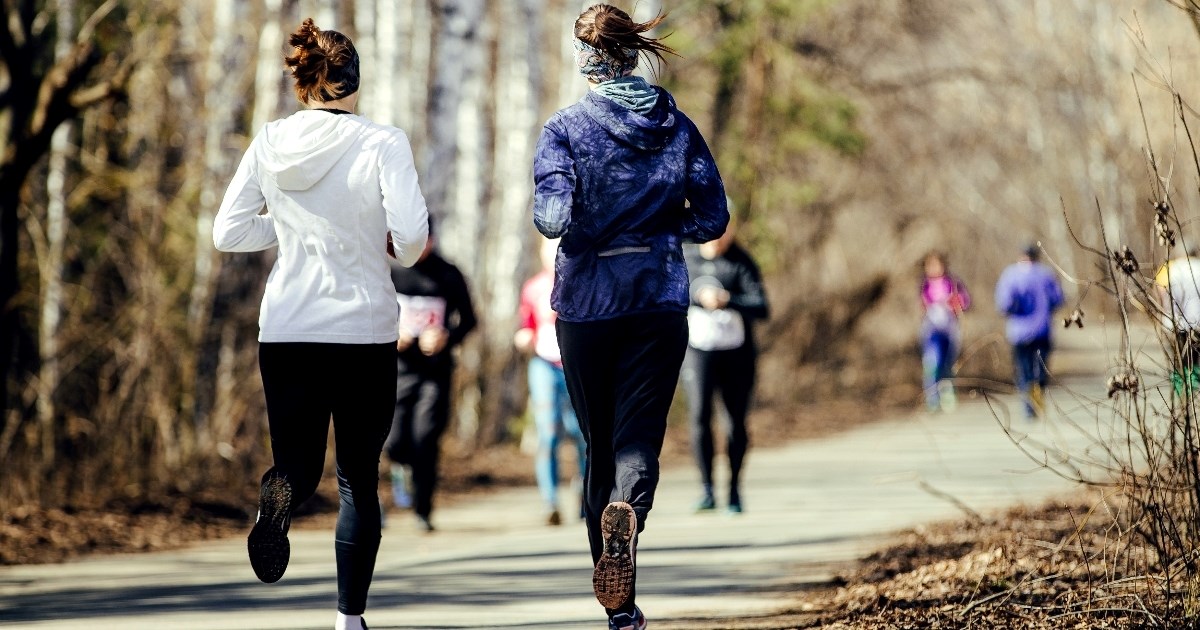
[284,18,361,104]
[574,4,676,66]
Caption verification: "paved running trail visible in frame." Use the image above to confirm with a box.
[0,329,1123,629]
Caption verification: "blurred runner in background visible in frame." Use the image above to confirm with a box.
[918,251,970,413]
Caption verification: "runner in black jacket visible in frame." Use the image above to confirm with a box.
[681,225,769,514]
[383,233,477,532]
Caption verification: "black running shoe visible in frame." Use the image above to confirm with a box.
[608,606,647,630]
[593,501,637,610]
[247,471,292,583]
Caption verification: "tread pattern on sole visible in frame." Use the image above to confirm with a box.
[247,473,292,584]
[593,501,637,610]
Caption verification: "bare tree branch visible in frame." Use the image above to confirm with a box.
[0,1,23,73]
[76,0,117,43]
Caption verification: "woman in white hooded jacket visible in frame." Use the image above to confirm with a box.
[212,18,427,630]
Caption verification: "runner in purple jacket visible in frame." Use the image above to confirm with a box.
[995,245,1064,418]
[532,5,728,630]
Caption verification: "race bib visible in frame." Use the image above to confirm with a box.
[397,294,447,336]
[688,306,745,351]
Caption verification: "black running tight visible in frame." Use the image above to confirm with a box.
[258,342,397,615]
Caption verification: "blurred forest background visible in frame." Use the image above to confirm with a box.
[3,0,1200,510]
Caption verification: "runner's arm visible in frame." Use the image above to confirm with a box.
[533,119,575,239]
[213,136,275,252]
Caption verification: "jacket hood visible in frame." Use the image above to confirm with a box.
[581,86,678,152]
[259,110,363,191]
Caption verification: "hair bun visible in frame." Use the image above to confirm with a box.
[284,18,361,104]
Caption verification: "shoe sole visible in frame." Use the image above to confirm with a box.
[248,473,292,583]
[594,501,636,610]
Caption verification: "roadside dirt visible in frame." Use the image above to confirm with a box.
[660,491,1155,629]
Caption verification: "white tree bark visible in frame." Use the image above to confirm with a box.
[301,0,336,28]
[425,0,487,233]
[555,2,587,111]
[350,0,375,116]
[484,0,539,352]
[187,0,236,348]
[370,0,396,126]
[252,0,285,133]
[36,0,77,461]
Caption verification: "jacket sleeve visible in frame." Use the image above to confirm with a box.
[1047,273,1065,311]
[446,266,478,348]
[532,118,576,238]
[213,135,276,252]
[681,122,730,243]
[994,271,1014,315]
[381,131,430,268]
[517,281,537,332]
[955,277,972,312]
[728,251,769,320]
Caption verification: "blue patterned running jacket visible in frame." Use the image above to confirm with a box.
[533,87,729,322]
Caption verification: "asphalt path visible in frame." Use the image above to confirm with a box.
[0,328,1125,629]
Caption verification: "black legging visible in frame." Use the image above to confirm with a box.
[258,342,397,615]
[680,345,756,501]
[557,312,688,616]
[383,360,451,519]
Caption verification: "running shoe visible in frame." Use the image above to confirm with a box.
[247,470,292,583]
[546,508,562,526]
[727,502,743,515]
[938,381,958,412]
[693,494,716,512]
[416,514,436,533]
[594,501,637,609]
[390,465,413,509]
[608,606,647,630]
[1030,384,1045,417]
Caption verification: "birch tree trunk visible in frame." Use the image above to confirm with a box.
[407,0,433,148]
[425,0,487,231]
[370,0,396,126]
[35,0,77,466]
[476,0,542,442]
[185,0,239,450]
[252,0,286,133]
[188,0,236,345]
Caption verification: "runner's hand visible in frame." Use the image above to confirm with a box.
[419,327,450,356]
[698,286,730,310]
[397,331,415,351]
[514,328,535,354]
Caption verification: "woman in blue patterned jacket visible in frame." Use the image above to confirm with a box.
[532,5,728,629]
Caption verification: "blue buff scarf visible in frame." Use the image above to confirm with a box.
[573,38,639,83]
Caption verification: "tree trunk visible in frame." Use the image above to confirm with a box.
[475,0,541,444]
[370,0,396,126]
[425,0,487,231]
[35,0,79,466]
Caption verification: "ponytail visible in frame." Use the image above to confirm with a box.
[284,18,361,104]
[574,4,676,67]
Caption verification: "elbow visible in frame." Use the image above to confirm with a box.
[533,211,569,239]
[534,217,568,239]
[533,196,571,238]
[695,207,731,243]
[393,232,428,268]
[394,238,425,268]
[212,225,236,252]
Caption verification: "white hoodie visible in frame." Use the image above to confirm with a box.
[213,109,429,344]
